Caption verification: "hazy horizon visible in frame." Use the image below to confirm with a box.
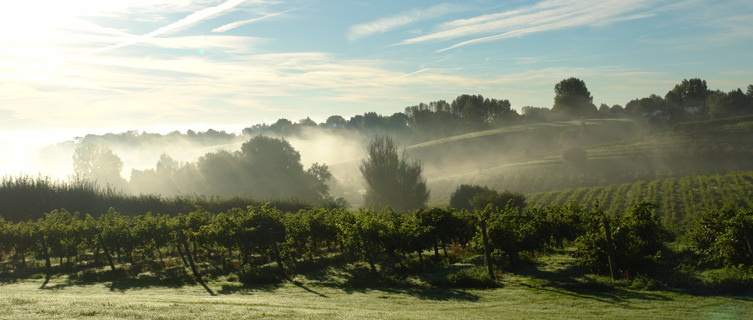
[2,0,752,133]
[2,0,752,206]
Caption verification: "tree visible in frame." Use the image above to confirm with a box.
[298,117,317,127]
[324,115,347,128]
[195,136,332,203]
[552,77,597,117]
[360,136,429,211]
[521,106,555,122]
[707,89,750,119]
[610,104,624,116]
[574,202,673,276]
[130,154,200,195]
[72,143,128,191]
[468,188,527,215]
[269,118,294,135]
[625,95,665,116]
[197,150,244,197]
[665,78,709,108]
[450,94,514,129]
[688,207,753,267]
[449,184,488,212]
[405,101,459,140]
[598,103,610,116]
[414,208,456,260]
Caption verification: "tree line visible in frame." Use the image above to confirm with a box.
[64,78,753,150]
[0,175,314,223]
[56,77,753,204]
[72,135,337,205]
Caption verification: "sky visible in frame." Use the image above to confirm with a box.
[1,0,752,137]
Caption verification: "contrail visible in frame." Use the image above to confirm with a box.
[29,0,246,72]
[81,0,246,58]
[212,7,301,33]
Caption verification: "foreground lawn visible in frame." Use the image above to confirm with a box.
[2,250,751,319]
[1,276,750,319]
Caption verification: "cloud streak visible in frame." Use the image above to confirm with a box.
[4,40,669,132]
[77,0,247,59]
[347,3,461,41]
[212,7,300,33]
[398,0,664,51]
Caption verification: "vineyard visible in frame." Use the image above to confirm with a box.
[527,170,753,231]
[0,199,751,296]
[0,170,751,313]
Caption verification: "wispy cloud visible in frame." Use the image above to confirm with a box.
[3,41,670,131]
[212,7,300,33]
[347,3,462,42]
[398,0,665,51]
[78,0,247,58]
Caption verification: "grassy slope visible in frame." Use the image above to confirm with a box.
[2,252,751,319]
[406,119,636,150]
[407,119,646,205]
[4,281,747,320]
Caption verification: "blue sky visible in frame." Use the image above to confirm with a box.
[1,0,751,134]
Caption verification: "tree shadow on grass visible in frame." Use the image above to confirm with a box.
[513,249,753,301]
[0,275,21,285]
[215,280,327,298]
[216,282,283,295]
[39,282,77,290]
[292,280,329,298]
[371,286,481,302]
[106,268,194,292]
[511,258,673,306]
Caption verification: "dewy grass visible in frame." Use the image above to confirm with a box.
[3,249,751,319]
[1,267,751,319]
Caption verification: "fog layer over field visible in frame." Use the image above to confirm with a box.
[0,126,373,207]
[0,119,640,206]
[5,113,753,209]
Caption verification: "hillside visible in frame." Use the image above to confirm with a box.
[526,170,753,231]
[408,116,753,204]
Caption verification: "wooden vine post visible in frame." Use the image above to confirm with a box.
[602,218,619,280]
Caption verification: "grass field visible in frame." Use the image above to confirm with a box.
[2,252,750,319]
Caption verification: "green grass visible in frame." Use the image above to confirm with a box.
[2,277,750,319]
[2,252,751,319]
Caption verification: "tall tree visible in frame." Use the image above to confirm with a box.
[360,136,429,211]
[707,88,750,119]
[665,78,710,107]
[449,184,488,212]
[72,143,128,191]
[552,77,596,117]
[324,115,347,128]
[625,94,665,116]
[195,136,331,203]
[450,94,514,129]
[405,101,459,140]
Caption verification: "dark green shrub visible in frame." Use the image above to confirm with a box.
[703,267,753,295]
[443,266,497,288]
[574,202,673,276]
[626,274,665,291]
[237,265,283,286]
[687,207,753,267]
